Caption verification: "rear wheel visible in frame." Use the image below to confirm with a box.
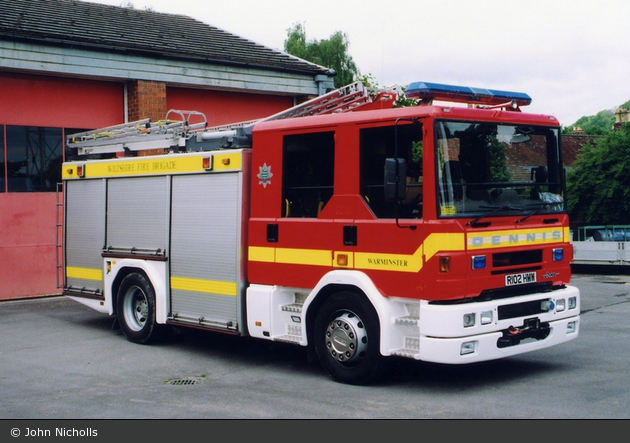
[314,291,388,385]
[116,272,162,344]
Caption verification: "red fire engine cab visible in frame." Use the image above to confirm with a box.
[62,81,580,385]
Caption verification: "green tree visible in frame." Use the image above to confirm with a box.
[563,99,630,135]
[284,23,358,89]
[567,123,630,224]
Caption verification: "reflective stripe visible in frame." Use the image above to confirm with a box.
[66,266,102,281]
[249,233,467,273]
[275,247,332,267]
[171,276,237,297]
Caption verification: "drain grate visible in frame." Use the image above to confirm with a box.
[165,377,203,386]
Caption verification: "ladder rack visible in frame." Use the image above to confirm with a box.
[67,111,208,156]
[66,82,397,157]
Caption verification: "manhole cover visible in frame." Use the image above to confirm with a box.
[165,377,203,386]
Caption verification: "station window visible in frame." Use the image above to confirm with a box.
[282,131,335,217]
[360,123,424,218]
[0,126,88,193]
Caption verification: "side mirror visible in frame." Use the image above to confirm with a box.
[531,165,547,183]
[384,158,407,201]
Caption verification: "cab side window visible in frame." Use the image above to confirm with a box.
[282,131,335,218]
[360,124,423,218]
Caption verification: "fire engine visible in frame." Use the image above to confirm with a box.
[61,81,580,385]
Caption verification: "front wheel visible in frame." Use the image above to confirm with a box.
[314,292,388,385]
[116,272,162,344]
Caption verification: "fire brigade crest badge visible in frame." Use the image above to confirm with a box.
[257,163,273,188]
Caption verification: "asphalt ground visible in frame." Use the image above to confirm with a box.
[0,270,629,424]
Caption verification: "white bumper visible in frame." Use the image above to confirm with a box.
[387,285,580,364]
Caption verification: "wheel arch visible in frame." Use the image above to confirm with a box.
[303,270,396,356]
[110,267,145,316]
[105,259,168,324]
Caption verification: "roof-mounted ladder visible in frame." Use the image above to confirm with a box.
[67,110,208,156]
[67,82,397,157]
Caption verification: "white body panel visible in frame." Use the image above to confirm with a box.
[246,270,580,365]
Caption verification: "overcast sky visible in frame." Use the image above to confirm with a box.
[82,0,630,127]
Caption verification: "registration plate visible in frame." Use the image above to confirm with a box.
[505,271,537,286]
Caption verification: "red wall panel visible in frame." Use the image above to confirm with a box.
[0,72,123,300]
[167,88,293,127]
[0,72,123,128]
[0,193,59,299]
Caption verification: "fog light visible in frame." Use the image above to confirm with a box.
[567,321,577,334]
[556,299,566,312]
[461,341,476,355]
[568,296,577,310]
[463,313,475,328]
[481,310,493,325]
[472,255,486,270]
[439,256,451,273]
[553,248,564,261]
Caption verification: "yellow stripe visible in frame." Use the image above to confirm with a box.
[275,248,332,267]
[424,233,465,259]
[171,276,237,296]
[66,266,102,281]
[248,246,275,263]
[249,233,467,274]
[62,152,242,179]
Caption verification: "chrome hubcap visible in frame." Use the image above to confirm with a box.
[325,312,367,364]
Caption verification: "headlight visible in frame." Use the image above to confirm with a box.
[481,310,493,325]
[556,299,566,312]
[463,313,475,328]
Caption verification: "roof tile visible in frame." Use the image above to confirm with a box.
[0,0,332,75]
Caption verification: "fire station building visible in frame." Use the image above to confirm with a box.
[0,0,334,300]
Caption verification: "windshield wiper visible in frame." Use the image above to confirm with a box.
[467,205,521,227]
[515,203,551,224]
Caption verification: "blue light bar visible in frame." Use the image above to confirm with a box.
[405,81,532,107]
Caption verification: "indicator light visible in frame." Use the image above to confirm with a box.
[76,164,85,177]
[203,156,213,170]
[439,256,451,273]
[568,296,577,310]
[472,255,486,270]
[336,254,348,267]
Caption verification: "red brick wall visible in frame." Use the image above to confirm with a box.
[127,80,167,122]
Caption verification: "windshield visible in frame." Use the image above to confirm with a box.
[435,121,563,219]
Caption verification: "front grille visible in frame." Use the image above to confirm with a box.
[477,282,553,301]
[498,299,548,320]
[493,249,542,267]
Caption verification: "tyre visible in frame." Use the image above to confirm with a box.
[116,272,162,344]
[314,291,388,385]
